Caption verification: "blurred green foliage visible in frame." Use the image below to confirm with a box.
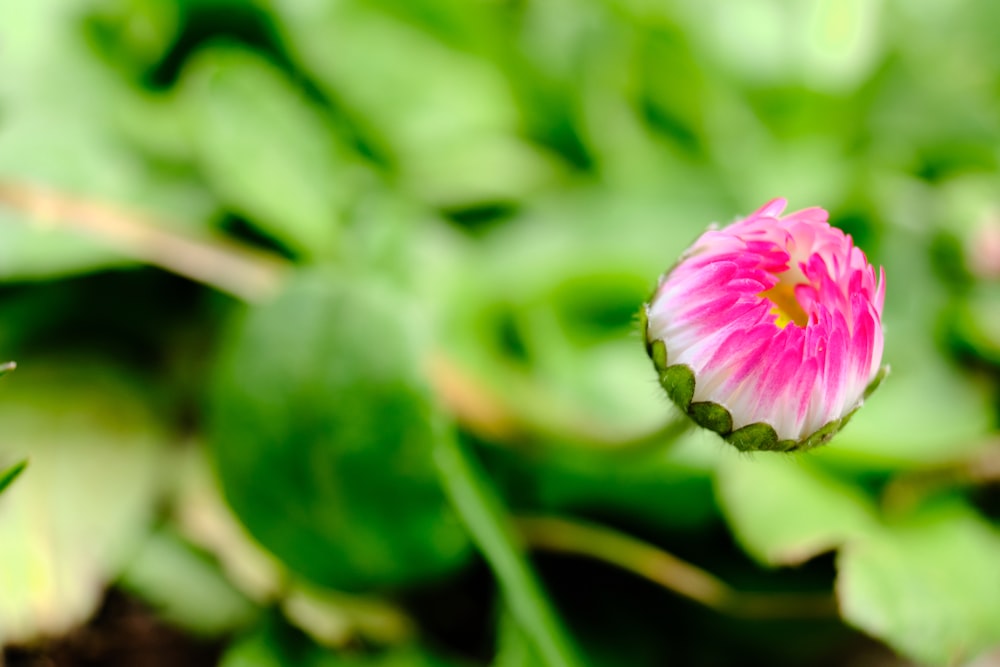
[0,460,26,496]
[1,0,1000,665]
[211,273,470,591]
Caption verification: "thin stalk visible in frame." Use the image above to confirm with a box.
[0,181,288,302]
[429,352,691,453]
[517,515,837,619]
[882,443,1000,514]
[434,433,584,667]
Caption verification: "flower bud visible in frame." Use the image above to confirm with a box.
[644,199,886,452]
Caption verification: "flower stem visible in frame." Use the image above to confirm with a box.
[516,515,836,619]
[434,433,584,667]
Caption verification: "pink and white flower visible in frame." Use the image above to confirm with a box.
[644,198,886,451]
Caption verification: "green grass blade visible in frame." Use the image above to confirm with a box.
[0,460,27,495]
[434,432,584,667]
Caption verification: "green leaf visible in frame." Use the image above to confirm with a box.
[517,438,717,533]
[438,213,682,440]
[0,1,218,280]
[0,22,136,280]
[220,630,284,667]
[798,0,884,92]
[0,362,164,643]
[118,528,258,637]
[0,460,27,496]
[172,448,416,647]
[269,0,555,207]
[715,452,877,566]
[220,616,467,667]
[83,0,180,78]
[822,359,993,467]
[180,46,360,259]
[209,271,470,591]
[838,501,1000,666]
[949,285,1000,367]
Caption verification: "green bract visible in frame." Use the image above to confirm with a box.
[646,335,888,452]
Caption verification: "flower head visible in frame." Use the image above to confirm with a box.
[644,198,886,451]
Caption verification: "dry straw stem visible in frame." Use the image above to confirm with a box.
[882,443,1000,514]
[427,353,524,442]
[0,181,288,302]
[428,352,690,451]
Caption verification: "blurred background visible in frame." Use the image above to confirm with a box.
[1,0,1000,665]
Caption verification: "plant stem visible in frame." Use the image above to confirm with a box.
[434,433,584,667]
[882,443,1000,514]
[429,352,691,452]
[0,181,288,302]
[517,515,837,619]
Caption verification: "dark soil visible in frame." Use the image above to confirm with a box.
[4,589,222,667]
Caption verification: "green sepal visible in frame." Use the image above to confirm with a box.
[658,364,694,411]
[864,365,889,400]
[644,330,888,452]
[650,339,668,372]
[728,423,780,452]
[638,307,651,356]
[689,401,733,435]
[798,417,845,451]
[839,405,860,429]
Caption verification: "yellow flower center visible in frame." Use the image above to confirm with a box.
[760,280,808,328]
